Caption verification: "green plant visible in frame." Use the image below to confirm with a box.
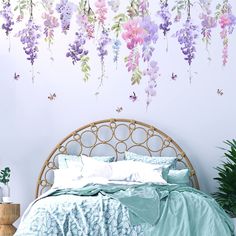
[0,167,11,185]
[213,140,236,217]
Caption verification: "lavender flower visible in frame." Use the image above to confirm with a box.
[139,0,149,16]
[141,16,158,44]
[0,2,14,36]
[174,19,198,65]
[144,60,159,107]
[97,29,111,64]
[66,32,88,64]
[142,44,154,62]
[157,1,172,36]
[140,16,158,62]
[199,13,216,46]
[56,0,75,34]
[15,19,40,65]
[42,12,59,45]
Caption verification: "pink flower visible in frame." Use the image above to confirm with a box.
[77,15,95,39]
[95,0,107,25]
[219,14,231,28]
[122,18,146,49]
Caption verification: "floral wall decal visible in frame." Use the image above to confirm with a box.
[1,0,236,107]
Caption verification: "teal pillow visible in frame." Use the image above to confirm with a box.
[167,169,190,186]
[124,151,177,169]
[58,154,115,169]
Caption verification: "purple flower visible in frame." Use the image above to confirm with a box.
[66,32,88,64]
[142,44,154,62]
[56,0,75,34]
[0,2,14,36]
[15,19,40,65]
[140,16,158,44]
[140,16,158,63]
[199,13,216,45]
[157,2,172,36]
[173,19,198,65]
[139,0,149,16]
[42,12,59,45]
[97,29,111,63]
[200,13,217,29]
[144,60,159,107]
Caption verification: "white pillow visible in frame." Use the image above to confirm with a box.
[109,160,167,184]
[53,159,167,188]
[53,168,82,188]
[81,156,112,179]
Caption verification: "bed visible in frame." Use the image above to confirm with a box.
[15,118,235,236]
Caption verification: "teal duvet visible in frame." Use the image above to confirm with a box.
[15,184,235,236]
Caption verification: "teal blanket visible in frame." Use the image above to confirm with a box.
[15,183,235,236]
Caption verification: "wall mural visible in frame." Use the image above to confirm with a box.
[0,0,236,108]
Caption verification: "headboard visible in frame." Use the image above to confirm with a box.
[36,118,199,197]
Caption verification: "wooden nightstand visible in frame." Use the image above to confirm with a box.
[0,204,20,236]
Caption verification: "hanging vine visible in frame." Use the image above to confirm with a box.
[15,0,40,82]
[0,0,236,107]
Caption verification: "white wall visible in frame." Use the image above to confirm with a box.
[0,0,236,219]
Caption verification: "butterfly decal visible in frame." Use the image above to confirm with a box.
[14,73,20,80]
[217,89,223,96]
[171,73,177,80]
[48,93,56,101]
[129,92,137,102]
[116,106,123,113]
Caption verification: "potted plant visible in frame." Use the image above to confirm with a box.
[213,140,236,226]
[0,167,11,203]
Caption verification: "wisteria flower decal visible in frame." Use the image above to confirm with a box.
[157,0,172,36]
[1,0,236,108]
[15,0,40,82]
[0,1,14,37]
[66,31,90,81]
[111,13,127,65]
[157,0,172,51]
[199,0,216,54]
[140,16,159,106]
[122,18,145,84]
[56,0,75,34]
[42,0,59,47]
[215,0,236,66]
[95,0,107,26]
[95,0,110,87]
[173,0,198,82]
[144,60,159,108]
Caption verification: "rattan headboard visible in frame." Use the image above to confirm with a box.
[36,118,199,197]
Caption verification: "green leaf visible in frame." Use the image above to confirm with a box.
[131,68,142,85]
[213,140,236,217]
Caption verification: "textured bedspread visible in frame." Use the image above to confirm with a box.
[15,184,235,236]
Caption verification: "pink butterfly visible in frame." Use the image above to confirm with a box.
[129,92,137,102]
